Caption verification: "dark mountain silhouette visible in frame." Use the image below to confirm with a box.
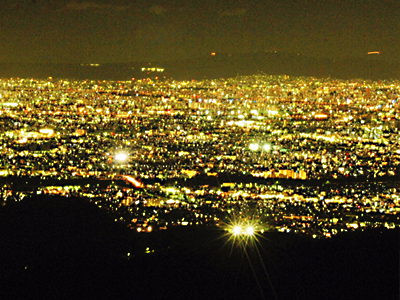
[0,52,398,81]
[162,52,399,81]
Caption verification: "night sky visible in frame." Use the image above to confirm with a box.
[0,0,399,64]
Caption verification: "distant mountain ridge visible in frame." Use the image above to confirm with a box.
[0,51,398,81]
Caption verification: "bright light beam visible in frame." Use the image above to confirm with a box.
[123,175,144,188]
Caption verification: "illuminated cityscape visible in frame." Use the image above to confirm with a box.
[1,74,399,240]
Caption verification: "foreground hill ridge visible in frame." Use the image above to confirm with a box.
[0,196,398,300]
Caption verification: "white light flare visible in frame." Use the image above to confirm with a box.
[115,153,128,161]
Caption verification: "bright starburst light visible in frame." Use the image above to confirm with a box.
[222,210,278,300]
[115,153,128,161]
[233,226,242,235]
[246,226,254,235]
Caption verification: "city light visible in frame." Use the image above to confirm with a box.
[249,143,259,151]
[39,128,54,136]
[115,153,128,161]
[263,144,271,151]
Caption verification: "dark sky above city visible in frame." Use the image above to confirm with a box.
[0,0,399,63]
